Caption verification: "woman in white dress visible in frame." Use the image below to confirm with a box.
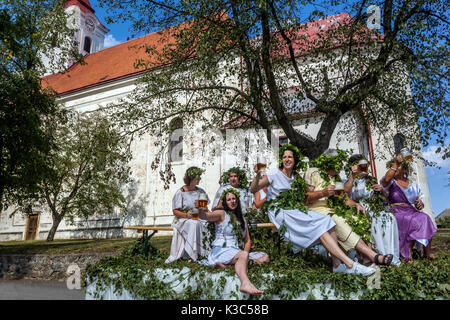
[250,144,376,276]
[199,189,269,295]
[165,167,210,264]
[343,154,401,266]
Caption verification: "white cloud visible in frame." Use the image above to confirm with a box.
[423,143,450,169]
[104,34,122,48]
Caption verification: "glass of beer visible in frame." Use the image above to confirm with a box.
[357,159,369,176]
[256,155,267,174]
[198,193,208,209]
[191,208,199,220]
[400,147,413,162]
[334,182,345,198]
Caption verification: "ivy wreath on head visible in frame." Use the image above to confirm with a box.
[219,167,249,189]
[309,149,349,186]
[309,150,372,242]
[185,167,205,180]
[278,143,308,172]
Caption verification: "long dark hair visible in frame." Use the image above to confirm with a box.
[222,192,246,233]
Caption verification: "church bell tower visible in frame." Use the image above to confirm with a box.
[64,0,109,56]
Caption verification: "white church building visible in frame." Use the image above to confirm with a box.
[0,0,435,241]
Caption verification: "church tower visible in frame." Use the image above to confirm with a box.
[41,0,109,75]
[64,0,109,56]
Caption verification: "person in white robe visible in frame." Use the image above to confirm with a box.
[165,167,210,263]
[343,154,401,266]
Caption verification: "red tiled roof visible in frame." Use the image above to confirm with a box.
[42,27,181,94]
[42,12,382,95]
[65,0,95,14]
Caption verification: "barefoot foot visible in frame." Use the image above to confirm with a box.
[240,281,264,295]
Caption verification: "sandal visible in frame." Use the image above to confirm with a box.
[374,253,393,266]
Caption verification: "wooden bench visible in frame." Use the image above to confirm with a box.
[124,226,173,257]
[124,222,280,257]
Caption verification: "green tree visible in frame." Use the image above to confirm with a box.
[14,110,133,241]
[99,0,448,162]
[0,0,82,210]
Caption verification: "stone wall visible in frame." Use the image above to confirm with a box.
[0,253,119,281]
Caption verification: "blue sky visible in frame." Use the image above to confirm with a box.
[90,1,450,217]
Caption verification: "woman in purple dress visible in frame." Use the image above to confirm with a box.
[381,153,436,263]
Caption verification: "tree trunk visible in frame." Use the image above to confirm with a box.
[46,215,62,242]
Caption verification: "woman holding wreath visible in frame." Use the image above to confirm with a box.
[166,167,210,264]
[250,144,376,276]
[343,154,401,266]
[381,153,436,263]
[198,189,269,295]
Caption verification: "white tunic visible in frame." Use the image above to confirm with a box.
[165,187,210,263]
[348,177,401,266]
[265,168,336,253]
[212,184,252,213]
[199,213,266,266]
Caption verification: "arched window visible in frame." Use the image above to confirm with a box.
[168,118,183,162]
[83,36,92,53]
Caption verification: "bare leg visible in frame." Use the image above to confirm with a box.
[231,251,264,295]
[362,243,374,265]
[407,241,415,263]
[424,239,435,259]
[355,239,385,264]
[319,228,354,269]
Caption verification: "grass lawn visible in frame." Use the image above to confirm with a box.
[0,236,170,255]
[0,229,448,256]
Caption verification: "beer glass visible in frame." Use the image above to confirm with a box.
[400,147,413,162]
[334,182,345,198]
[357,159,369,172]
[191,208,199,220]
[256,155,267,174]
[198,193,208,209]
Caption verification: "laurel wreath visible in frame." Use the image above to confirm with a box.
[185,167,205,180]
[219,167,248,188]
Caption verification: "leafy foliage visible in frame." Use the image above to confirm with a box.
[327,194,372,242]
[98,0,448,174]
[83,234,450,300]
[0,0,82,209]
[12,110,133,241]
[219,167,249,188]
[184,167,205,180]
[309,149,349,185]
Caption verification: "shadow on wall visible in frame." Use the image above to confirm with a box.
[66,179,148,239]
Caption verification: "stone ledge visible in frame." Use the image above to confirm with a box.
[0,252,119,281]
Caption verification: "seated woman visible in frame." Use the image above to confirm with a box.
[344,154,401,266]
[304,149,394,267]
[198,189,269,295]
[212,167,252,213]
[250,144,376,276]
[381,153,437,263]
[165,167,210,264]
